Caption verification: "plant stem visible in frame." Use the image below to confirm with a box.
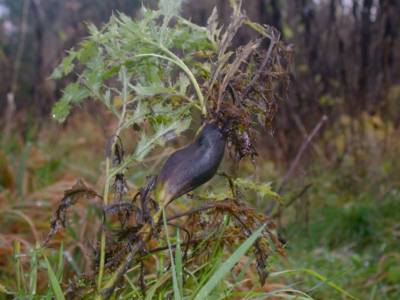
[134,53,206,115]
[13,240,22,294]
[158,46,207,116]
[163,207,182,300]
[96,158,111,293]
[96,67,130,297]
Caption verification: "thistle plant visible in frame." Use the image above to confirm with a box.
[49,0,291,298]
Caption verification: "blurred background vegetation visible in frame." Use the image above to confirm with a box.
[0,0,399,299]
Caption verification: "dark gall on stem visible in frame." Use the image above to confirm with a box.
[156,122,226,203]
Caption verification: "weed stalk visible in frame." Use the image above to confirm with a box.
[96,67,130,297]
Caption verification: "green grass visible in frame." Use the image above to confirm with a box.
[280,163,400,300]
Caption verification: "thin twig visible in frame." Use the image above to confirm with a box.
[167,203,219,222]
[278,115,328,193]
[147,239,200,254]
[271,184,312,218]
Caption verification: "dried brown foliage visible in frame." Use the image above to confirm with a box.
[203,4,292,160]
[43,179,100,246]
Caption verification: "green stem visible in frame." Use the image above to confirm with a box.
[96,158,111,293]
[133,52,207,116]
[158,46,207,116]
[96,67,130,297]
[13,240,22,294]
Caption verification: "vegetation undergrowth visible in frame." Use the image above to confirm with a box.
[3,111,399,299]
[1,1,398,300]
[278,116,400,300]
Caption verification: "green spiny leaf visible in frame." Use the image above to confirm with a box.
[51,50,77,79]
[134,118,190,160]
[131,84,175,98]
[77,40,98,64]
[51,99,71,123]
[234,178,281,201]
[62,83,90,104]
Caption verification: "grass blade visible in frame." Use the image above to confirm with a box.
[28,247,38,296]
[16,142,32,200]
[13,240,26,294]
[0,282,13,296]
[175,229,183,292]
[163,209,182,300]
[145,272,172,300]
[271,268,359,300]
[43,255,65,300]
[193,224,266,300]
[236,254,255,282]
[56,243,64,280]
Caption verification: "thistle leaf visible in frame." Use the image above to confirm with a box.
[51,100,71,123]
[234,178,281,201]
[134,118,190,160]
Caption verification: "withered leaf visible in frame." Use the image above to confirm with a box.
[43,179,99,245]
